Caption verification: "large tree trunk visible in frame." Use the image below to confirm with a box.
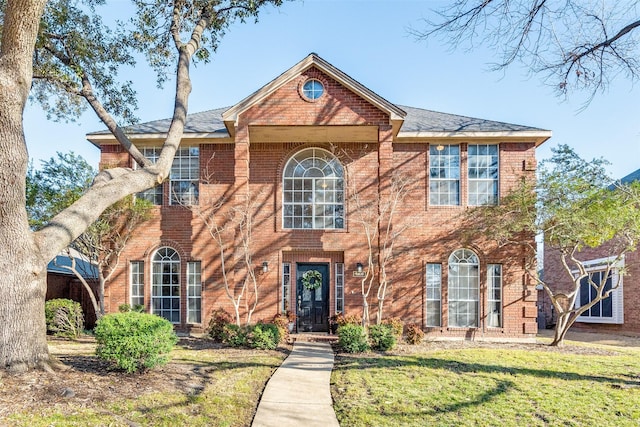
[0,0,50,371]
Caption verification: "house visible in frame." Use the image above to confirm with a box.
[46,250,99,328]
[87,54,551,340]
[541,168,640,334]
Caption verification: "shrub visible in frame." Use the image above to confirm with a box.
[44,298,84,339]
[94,312,178,373]
[248,323,280,350]
[338,324,370,353]
[405,323,425,345]
[381,317,404,339]
[369,324,397,351]
[271,314,290,343]
[208,308,234,342]
[336,313,361,327]
[221,323,248,348]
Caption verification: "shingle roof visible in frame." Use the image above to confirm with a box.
[398,105,545,133]
[88,104,545,136]
[621,168,640,184]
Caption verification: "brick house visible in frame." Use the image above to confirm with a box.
[541,168,640,334]
[88,54,551,340]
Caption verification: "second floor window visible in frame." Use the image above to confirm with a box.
[137,146,200,206]
[468,144,498,205]
[282,148,344,229]
[430,145,460,205]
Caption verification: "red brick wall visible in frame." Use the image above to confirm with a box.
[99,72,540,339]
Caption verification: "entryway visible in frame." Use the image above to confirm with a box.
[296,263,329,332]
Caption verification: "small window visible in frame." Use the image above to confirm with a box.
[282,263,291,313]
[187,261,202,324]
[130,261,144,308]
[426,263,442,327]
[468,144,499,205]
[302,79,324,100]
[335,263,344,313]
[487,264,502,328]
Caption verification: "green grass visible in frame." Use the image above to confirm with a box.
[7,340,286,427]
[331,344,640,426]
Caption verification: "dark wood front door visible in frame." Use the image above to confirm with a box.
[296,263,329,332]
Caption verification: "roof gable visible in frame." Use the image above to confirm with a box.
[222,53,406,127]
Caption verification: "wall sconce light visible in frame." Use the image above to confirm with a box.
[356,262,363,273]
[262,261,269,274]
[436,144,445,151]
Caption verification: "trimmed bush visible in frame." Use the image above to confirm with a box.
[248,323,280,350]
[94,312,178,373]
[338,324,370,353]
[369,324,397,351]
[208,308,234,342]
[222,323,248,347]
[44,298,84,339]
[405,323,425,345]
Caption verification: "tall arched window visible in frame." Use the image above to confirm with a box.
[151,247,180,323]
[283,148,344,229]
[448,249,479,327]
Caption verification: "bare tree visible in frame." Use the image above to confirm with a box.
[185,157,263,326]
[413,1,640,103]
[343,150,417,327]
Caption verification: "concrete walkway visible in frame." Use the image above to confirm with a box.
[251,341,340,427]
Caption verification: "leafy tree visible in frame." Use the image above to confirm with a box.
[0,0,282,372]
[463,145,640,346]
[26,152,95,230]
[414,1,640,102]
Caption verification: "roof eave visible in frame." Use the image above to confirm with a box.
[396,130,552,146]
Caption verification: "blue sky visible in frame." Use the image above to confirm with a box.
[24,0,639,179]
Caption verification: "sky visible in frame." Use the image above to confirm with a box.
[24,0,640,179]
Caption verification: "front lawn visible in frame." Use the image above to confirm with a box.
[331,341,640,426]
[1,337,288,427]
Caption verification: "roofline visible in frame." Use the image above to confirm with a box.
[222,53,406,126]
[87,132,231,146]
[396,130,552,146]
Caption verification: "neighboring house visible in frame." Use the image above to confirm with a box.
[541,168,640,334]
[46,250,99,328]
[87,54,551,339]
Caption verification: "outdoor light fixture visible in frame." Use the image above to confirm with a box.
[356,262,363,273]
[436,144,445,151]
[262,261,269,273]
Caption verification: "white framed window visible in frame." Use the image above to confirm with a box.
[282,148,344,229]
[151,247,180,323]
[130,261,144,308]
[429,145,460,205]
[138,147,162,205]
[468,144,499,205]
[426,263,442,327]
[282,263,291,313]
[187,261,202,324]
[448,249,479,327]
[335,263,344,313]
[302,79,324,100]
[575,257,624,324]
[487,264,502,328]
[170,147,199,205]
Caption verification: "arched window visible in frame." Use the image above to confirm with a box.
[151,247,180,323]
[448,249,479,327]
[282,148,344,229]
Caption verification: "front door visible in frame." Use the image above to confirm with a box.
[296,263,329,332]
